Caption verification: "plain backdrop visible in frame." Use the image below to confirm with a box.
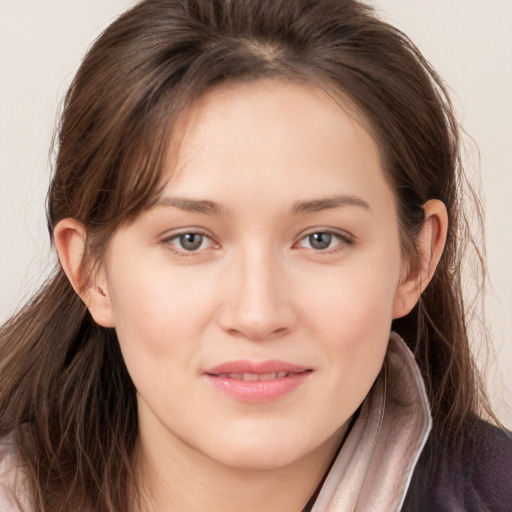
[1,0,511,428]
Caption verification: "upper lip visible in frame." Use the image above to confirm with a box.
[205,359,311,376]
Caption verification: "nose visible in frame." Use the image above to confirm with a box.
[218,246,297,341]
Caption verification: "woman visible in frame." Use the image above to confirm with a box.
[0,0,510,510]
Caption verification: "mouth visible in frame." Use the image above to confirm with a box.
[212,370,300,381]
[204,360,312,402]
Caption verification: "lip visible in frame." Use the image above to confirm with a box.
[204,359,312,402]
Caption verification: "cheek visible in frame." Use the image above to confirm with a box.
[306,288,391,419]
[106,259,219,360]
[302,257,399,339]
[105,263,220,414]
[298,252,400,395]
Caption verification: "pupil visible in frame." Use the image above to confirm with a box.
[180,233,203,250]
[309,233,331,250]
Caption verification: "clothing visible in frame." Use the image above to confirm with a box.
[309,333,512,512]
[310,332,432,511]
[404,419,512,511]
[1,333,511,511]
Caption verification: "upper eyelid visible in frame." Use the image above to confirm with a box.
[159,233,217,259]
[160,227,214,241]
[295,227,354,243]
[292,230,356,254]
[160,229,218,253]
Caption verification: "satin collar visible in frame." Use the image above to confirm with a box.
[311,332,432,512]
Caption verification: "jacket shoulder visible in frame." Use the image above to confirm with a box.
[461,420,512,510]
[404,419,512,512]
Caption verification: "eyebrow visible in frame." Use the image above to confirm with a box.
[152,197,225,215]
[291,195,371,215]
[151,194,370,216]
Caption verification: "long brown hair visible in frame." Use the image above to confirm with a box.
[0,0,495,509]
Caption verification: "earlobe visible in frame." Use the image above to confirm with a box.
[393,199,448,319]
[53,219,115,328]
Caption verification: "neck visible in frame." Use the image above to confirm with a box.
[131,420,346,512]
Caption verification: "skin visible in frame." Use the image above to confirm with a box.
[55,79,447,511]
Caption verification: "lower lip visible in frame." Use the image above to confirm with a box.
[205,373,310,402]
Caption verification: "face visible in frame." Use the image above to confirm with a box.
[96,80,410,471]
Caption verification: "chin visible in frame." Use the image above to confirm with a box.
[214,449,304,472]
[202,434,311,471]
[203,424,342,473]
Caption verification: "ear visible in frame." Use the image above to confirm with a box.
[53,218,115,328]
[393,199,448,319]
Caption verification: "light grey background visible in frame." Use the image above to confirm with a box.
[1,0,510,427]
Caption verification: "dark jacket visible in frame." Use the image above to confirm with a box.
[404,420,512,512]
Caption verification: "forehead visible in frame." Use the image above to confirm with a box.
[159,79,393,214]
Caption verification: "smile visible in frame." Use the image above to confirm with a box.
[204,360,312,402]
[215,371,294,380]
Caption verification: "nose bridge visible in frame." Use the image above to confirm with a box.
[220,242,295,340]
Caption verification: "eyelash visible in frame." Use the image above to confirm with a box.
[161,229,354,257]
[293,229,354,254]
[161,230,218,257]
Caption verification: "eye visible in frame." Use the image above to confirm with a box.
[306,232,334,250]
[296,231,350,252]
[178,233,205,251]
[163,232,216,253]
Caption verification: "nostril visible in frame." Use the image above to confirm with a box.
[224,325,289,341]
[246,326,290,341]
